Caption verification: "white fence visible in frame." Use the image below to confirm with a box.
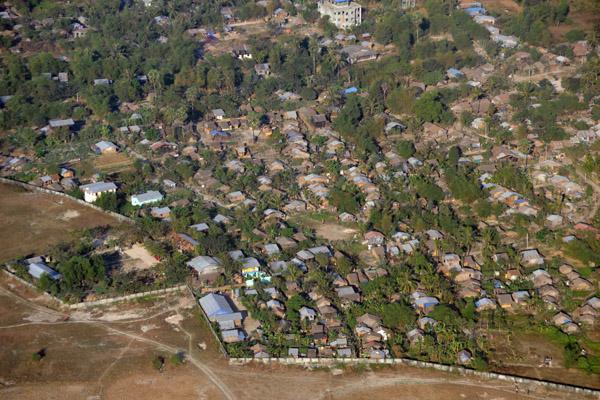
[229,357,600,396]
[3,270,185,309]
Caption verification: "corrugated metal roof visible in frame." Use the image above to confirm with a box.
[199,293,233,317]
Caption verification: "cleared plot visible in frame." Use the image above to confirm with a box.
[0,183,122,262]
[94,153,134,172]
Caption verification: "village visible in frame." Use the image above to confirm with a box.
[1,0,600,385]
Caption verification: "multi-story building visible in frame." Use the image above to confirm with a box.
[317,0,362,29]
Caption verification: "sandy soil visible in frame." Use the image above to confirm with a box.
[0,183,121,262]
[122,244,159,272]
[315,222,359,241]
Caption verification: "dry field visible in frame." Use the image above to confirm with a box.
[0,274,595,400]
[0,183,122,262]
[93,153,134,172]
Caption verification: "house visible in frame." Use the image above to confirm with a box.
[338,45,377,64]
[212,109,226,120]
[417,317,437,330]
[407,328,424,347]
[552,312,572,327]
[131,190,163,206]
[414,296,439,314]
[93,140,119,154]
[49,118,75,130]
[363,231,384,246]
[210,130,230,142]
[299,307,317,322]
[159,179,176,189]
[199,293,233,319]
[188,256,222,281]
[317,0,362,29]
[28,263,61,280]
[222,329,246,343]
[475,298,496,312]
[339,212,356,222]
[457,349,472,364]
[497,293,514,309]
[255,63,270,77]
[232,44,252,59]
[151,206,171,219]
[79,182,117,203]
[521,249,544,266]
[264,243,281,256]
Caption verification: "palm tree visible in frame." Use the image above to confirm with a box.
[147,69,160,96]
[269,193,285,210]
[458,226,475,256]
[395,269,417,294]
[285,263,302,282]
[481,227,498,258]
[309,38,319,75]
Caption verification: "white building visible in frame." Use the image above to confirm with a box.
[79,182,117,203]
[317,0,362,29]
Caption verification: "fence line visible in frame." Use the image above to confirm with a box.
[0,177,133,223]
[189,286,230,359]
[228,357,600,396]
[2,269,185,309]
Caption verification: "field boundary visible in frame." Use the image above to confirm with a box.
[229,357,600,396]
[2,269,186,309]
[189,285,230,359]
[0,177,132,224]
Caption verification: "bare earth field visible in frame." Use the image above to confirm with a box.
[0,183,122,262]
[0,275,595,400]
[93,153,134,172]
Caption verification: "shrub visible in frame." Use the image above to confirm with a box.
[151,356,164,370]
[169,353,184,366]
[30,350,43,362]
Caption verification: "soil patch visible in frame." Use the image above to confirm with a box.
[0,183,121,262]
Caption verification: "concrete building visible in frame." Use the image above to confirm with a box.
[131,190,163,206]
[317,0,362,29]
[79,182,117,203]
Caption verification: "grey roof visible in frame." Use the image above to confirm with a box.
[243,257,260,269]
[151,206,171,215]
[221,329,245,338]
[336,286,356,296]
[49,118,74,128]
[80,182,117,194]
[187,256,221,274]
[216,312,243,322]
[264,244,280,254]
[190,223,209,232]
[308,246,332,256]
[199,293,233,317]
[337,347,353,356]
[132,190,163,203]
[95,140,118,151]
[28,263,61,280]
[177,233,199,246]
[414,297,439,307]
[229,250,244,260]
[219,320,236,330]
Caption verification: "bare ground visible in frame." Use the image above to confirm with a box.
[0,183,122,262]
[0,275,595,400]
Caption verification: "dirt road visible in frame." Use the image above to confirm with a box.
[0,280,595,400]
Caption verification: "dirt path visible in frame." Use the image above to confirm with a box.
[0,285,236,400]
